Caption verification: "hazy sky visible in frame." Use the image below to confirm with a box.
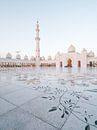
[0,0,97,58]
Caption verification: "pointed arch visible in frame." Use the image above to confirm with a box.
[67,59,72,67]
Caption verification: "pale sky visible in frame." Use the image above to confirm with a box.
[0,0,97,58]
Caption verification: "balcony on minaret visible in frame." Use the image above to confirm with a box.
[35,37,40,41]
[36,28,40,31]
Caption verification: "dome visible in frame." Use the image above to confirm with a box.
[16,54,21,60]
[41,56,45,60]
[6,52,12,59]
[30,56,35,61]
[24,55,28,60]
[82,48,87,52]
[81,48,87,54]
[88,51,95,57]
[56,52,60,55]
[47,56,52,60]
[68,44,76,53]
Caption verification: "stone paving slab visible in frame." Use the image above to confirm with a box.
[80,90,97,106]
[2,88,43,106]
[0,98,16,116]
[20,93,69,129]
[73,101,97,127]
[0,82,10,87]
[18,115,58,130]
[0,107,58,130]
[0,107,31,130]
[61,114,97,130]
[61,101,97,130]
[0,84,23,96]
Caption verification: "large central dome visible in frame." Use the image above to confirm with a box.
[68,44,76,53]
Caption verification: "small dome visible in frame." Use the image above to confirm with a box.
[16,54,21,60]
[47,56,52,60]
[88,51,94,57]
[24,55,28,60]
[68,44,76,53]
[57,52,60,55]
[6,52,12,59]
[30,56,35,61]
[41,56,45,60]
[81,48,87,53]
[82,48,87,52]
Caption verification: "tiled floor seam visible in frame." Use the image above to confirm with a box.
[17,117,58,130]
[0,90,44,107]
[20,107,60,130]
[0,96,18,107]
[0,106,19,117]
[0,93,45,117]
[17,93,45,107]
[60,90,85,130]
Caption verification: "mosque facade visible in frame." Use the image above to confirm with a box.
[56,45,97,68]
[0,21,97,68]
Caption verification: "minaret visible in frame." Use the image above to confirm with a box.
[35,20,40,61]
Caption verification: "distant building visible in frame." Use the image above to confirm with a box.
[0,21,97,68]
[24,55,28,60]
[6,52,12,59]
[56,44,97,68]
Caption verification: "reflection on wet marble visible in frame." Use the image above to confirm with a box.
[0,67,97,130]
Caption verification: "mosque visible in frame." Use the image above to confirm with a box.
[0,21,97,68]
[56,45,97,68]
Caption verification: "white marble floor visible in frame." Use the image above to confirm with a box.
[0,67,97,130]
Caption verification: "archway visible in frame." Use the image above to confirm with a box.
[67,59,72,67]
[78,61,81,67]
[90,61,93,67]
[60,61,62,67]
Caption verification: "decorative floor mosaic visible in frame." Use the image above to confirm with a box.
[0,67,97,130]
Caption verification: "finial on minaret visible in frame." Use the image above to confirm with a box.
[37,19,38,24]
[36,19,39,31]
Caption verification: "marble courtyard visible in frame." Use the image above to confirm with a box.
[0,21,97,130]
[0,67,97,130]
